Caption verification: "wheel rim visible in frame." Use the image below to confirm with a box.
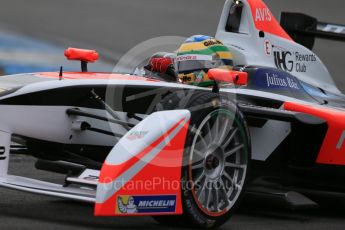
[189,109,248,216]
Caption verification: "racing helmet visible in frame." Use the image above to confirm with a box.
[175,35,234,85]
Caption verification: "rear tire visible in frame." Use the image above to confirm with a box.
[153,91,251,228]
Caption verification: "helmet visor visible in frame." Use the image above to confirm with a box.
[177,60,223,73]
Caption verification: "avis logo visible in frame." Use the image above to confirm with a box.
[274,51,293,72]
[255,8,272,22]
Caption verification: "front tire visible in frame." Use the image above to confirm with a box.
[153,91,250,228]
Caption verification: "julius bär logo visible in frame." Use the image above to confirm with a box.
[265,72,299,90]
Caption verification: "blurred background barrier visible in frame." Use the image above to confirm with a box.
[0,0,344,91]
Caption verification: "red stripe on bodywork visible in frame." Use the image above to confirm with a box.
[38,72,159,81]
[98,117,186,184]
[284,102,345,165]
[247,0,292,41]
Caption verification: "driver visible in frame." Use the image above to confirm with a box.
[144,35,234,85]
[175,35,234,85]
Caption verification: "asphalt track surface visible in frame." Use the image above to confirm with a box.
[0,0,345,229]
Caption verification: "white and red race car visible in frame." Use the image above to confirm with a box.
[1,0,345,228]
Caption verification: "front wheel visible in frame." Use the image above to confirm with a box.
[153,91,251,228]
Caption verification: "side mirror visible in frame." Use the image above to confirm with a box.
[208,68,248,93]
[208,68,248,85]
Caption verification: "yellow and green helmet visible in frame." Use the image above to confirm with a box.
[175,35,234,85]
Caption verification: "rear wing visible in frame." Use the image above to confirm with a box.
[280,12,345,50]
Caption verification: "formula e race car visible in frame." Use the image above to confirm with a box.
[1,0,345,228]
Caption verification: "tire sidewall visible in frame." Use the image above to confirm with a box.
[180,93,251,228]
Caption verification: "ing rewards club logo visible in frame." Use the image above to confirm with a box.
[274,49,294,72]
[116,195,176,214]
[266,43,317,73]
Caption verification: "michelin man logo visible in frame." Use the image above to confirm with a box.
[116,195,177,214]
[117,196,138,214]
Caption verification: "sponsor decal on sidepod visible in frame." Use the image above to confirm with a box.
[272,46,317,73]
[254,69,300,90]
